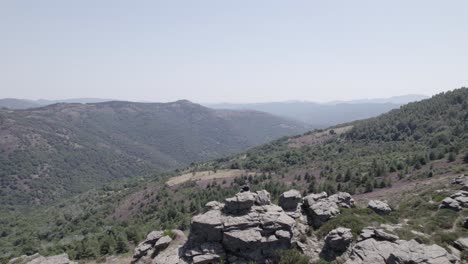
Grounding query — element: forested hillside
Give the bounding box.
[0,88,466,263]
[0,100,307,208]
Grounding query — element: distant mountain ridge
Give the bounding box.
[0,100,307,208]
[1,95,428,128]
[205,94,428,127]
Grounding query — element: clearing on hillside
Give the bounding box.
[288,125,353,148]
[166,169,255,187]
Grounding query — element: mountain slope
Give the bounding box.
[0,100,307,208]
[0,88,466,262]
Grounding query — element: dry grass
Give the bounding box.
[288,125,353,148]
[166,169,254,186]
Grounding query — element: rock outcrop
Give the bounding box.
[345,228,457,264]
[367,200,392,215]
[440,191,468,211]
[279,190,302,211]
[303,192,354,227]
[132,230,184,264]
[320,227,353,260]
[183,190,296,263]
[452,174,468,191]
[8,253,76,264]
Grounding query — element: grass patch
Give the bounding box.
[317,208,398,238]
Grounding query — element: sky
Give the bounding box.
[1,1,467,103]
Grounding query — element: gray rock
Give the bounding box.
[223,228,263,253]
[440,197,462,211]
[279,190,302,211]
[303,192,328,207]
[373,229,399,242]
[133,243,153,259]
[205,201,224,210]
[452,174,468,186]
[192,254,222,264]
[224,192,256,214]
[191,210,223,243]
[328,192,355,208]
[255,190,271,205]
[451,191,468,208]
[307,199,340,227]
[9,254,77,264]
[324,227,353,252]
[345,238,457,264]
[454,237,468,251]
[154,235,172,251]
[367,200,392,215]
[145,231,165,245]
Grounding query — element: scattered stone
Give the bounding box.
[8,253,77,264]
[255,190,271,205]
[367,200,392,215]
[440,197,462,211]
[452,174,466,184]
[279,190,302,211]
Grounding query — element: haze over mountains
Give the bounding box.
[207,94,428,127]
[0,94,427,129]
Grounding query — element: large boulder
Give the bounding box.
[324,227,353,252]
[224,192,256,214]
[183,190,297,263]
[303,192,328,207]
[190,210,223,243]
[279,190,302,211]
[440,197,462,211]
[345,228,457,264]
[306,199,340,227]
[255,190,271,206]
[454,237,468,251]
[154,236,173,252]
[367,200,392,215]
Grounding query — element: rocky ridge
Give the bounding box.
[131,189,459,264]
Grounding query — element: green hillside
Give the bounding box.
[0,100,307,209]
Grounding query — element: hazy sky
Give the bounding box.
[1,1,467,103]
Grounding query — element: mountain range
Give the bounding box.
[206,94,428,127]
